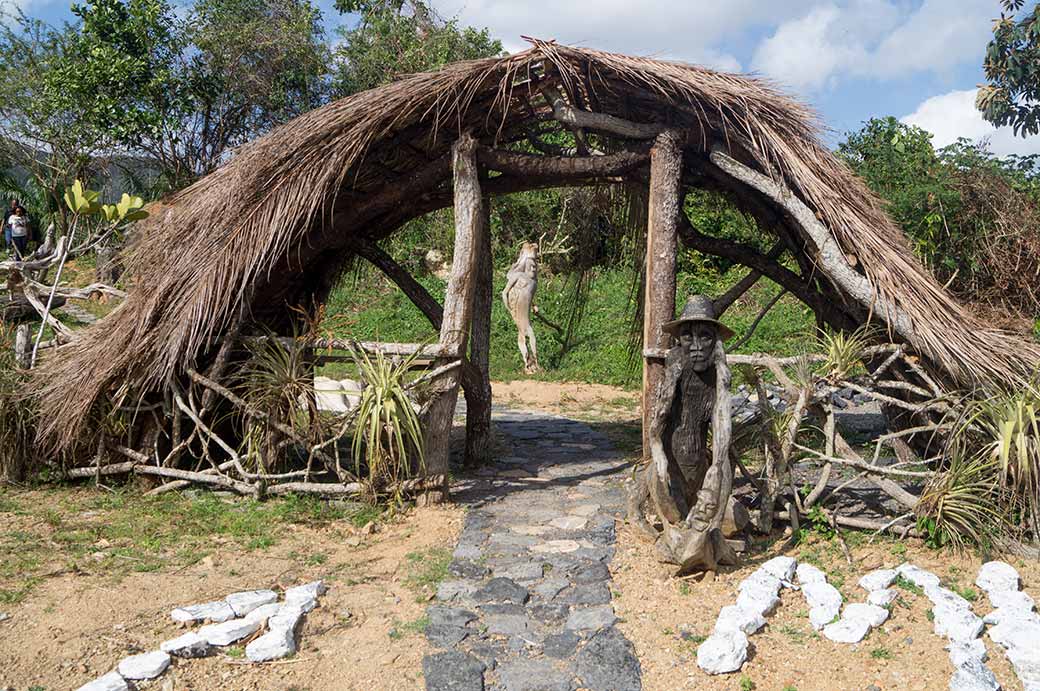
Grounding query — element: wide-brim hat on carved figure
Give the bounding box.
[661,294,734,341]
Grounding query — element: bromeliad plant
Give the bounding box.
[817,324,875,382]
[349,344,425,493]
[942,381,1040,537]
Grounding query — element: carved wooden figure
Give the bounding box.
[634,294,738,575]
[501,242,541,373]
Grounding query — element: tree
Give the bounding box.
[978,0,1040,136]
[840,116,1040,320]
[331,0,501,97]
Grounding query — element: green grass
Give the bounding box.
[871,647,893,659]
[894,575,923,596]
[389,615,429,639]
[325,263,816,389]
[402,547,451,601]
[0,487,379,603]
[739,674,756,691]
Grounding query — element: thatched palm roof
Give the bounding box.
[35,40,1040,451]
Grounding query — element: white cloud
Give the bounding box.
[901,89,1040,157]
[751,0,997,92]
[430,1,819,72]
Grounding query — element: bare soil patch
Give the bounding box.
[0,488,462,691]
[612,524,1040,691]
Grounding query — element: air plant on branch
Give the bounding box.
[348,344,425,495]
[817,324,876,382]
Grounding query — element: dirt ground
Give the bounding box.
[612,524,1040,691]
[0,499,463,691]
[3,379,1038,691]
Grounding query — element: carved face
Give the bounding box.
[678,322,717,372]
[520,242,538,260]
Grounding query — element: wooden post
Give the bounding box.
[464,199,493,467]
[14,324,30,369]
[422,132,483,502]
[642,131,682,457]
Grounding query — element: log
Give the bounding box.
[707,148,916,341]
[713,241,785,315]
[421,133,483,503]
[545,90,665,140]
[642,131,682,456]
[350,238,444,327]
[476,147,650,178]
[464,199,494,467]
[0,294,66,321]
[259,336,457,359]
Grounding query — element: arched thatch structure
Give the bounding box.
[35,40,1040,457]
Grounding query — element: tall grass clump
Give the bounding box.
[817,324,875,382]
[349,344,425,492]
[917,453,1009,550]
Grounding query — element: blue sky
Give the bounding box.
[10,0,1038,156]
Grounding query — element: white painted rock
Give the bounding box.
[796,563,827,585]
[896,563,941,589]
[160,631,212,658]
[990,618,1040,650]
[802,581,843,630]
[226,589,278,617]
[735,588,780,618]
[198,618,261,646]
[284,581,326,613]
[550,516,587,531]
[975,561,1020,594]
[934,604,984,643]
[926,585,971,611]
[984,606,1040,627]
[170,599,236,624]
[858,569,897,593]
[843,602,889,628]
[696,629,749,674]
[739,569,782,595]
[76,671,129,691]
[988,588,1035,611]
[245,602,283,624]
[947,639,988,667]
[117,650,171,680]
[246,624,296,662]
[270,603,306,633]
[714,604,767,635]
[1006,646,1040,691]
[868,589,897,608]
[822,617,871,643]
[761,556,797,583]
[949,657,1001,691]
[285,580,326,601]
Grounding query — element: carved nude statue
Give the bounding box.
[502,242,540,373]
[632,294,737,575]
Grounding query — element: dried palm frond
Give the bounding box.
[32,41,1040,452]
[0,327,36,482]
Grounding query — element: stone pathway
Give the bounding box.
[422,409,641,691]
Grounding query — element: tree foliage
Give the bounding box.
[331,0,502,97]
[979,0,1040,136]
[840,116,1040,321]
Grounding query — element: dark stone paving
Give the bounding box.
[422,410,642,691]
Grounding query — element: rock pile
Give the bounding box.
[978,561,1040,691]
[75,582,326,691]
[697,556,796,674]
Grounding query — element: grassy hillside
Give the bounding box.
[324,262,816,389]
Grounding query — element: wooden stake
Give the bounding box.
[464,199,493,467]
[422,132,483,502]
[642,130,682,457]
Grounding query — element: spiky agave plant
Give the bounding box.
[917,452,1011,550]
[349,344,425,494]
[817,324,875,382]
[944,382,1040,536]
[237,333,320,471]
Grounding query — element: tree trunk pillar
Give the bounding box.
[642,131,682,457]
[422,132,483,502]
[464,198,494,467]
